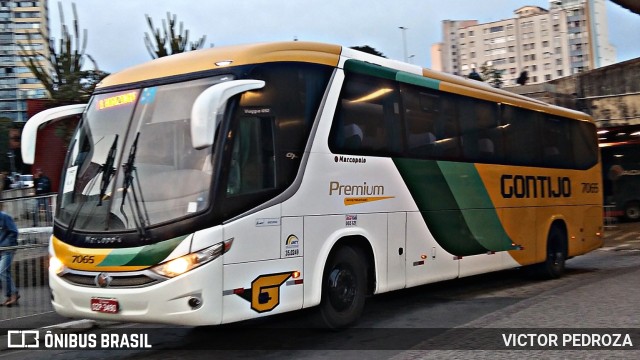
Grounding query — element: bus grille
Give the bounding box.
[60,273,160,288]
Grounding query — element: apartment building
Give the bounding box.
[433,0,616,86]
[0,0,48,122]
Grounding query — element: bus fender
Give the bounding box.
[541,215,567,260]
[304,227,379,309]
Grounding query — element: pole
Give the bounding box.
[399,26,408,62]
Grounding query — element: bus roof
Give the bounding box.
[97,41,592,123]
[97,42,342,89]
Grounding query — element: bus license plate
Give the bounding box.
[90,298,119,314]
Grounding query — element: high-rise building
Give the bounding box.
[0,1,49,122]
[433,0,616,86]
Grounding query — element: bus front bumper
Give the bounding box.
[49,258,223,326]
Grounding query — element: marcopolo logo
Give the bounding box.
[334,155,366,164]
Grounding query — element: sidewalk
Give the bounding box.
[0,285,53,323]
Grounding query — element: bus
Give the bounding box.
[21,41,603,328]
[599,124,640,221]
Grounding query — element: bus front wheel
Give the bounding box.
[316,246,366,329]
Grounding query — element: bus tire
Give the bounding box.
[315,245,367,329]
[624,201,640,221]
[533,225,567,279]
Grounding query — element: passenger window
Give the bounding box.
[329,73,402,156]
[458,97,502,163]
[501,105,541,166]
[542,116,573,168]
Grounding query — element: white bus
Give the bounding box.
[22,42,602,328]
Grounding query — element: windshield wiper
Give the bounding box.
[98,135,118,206]
[120,132,151,240]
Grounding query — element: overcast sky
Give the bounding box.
[51,0,639,73]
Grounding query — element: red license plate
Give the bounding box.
[90,298,119,314]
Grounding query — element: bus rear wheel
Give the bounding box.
[533,226,567,279]
[316,246,366,329]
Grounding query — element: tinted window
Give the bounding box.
[329,73,402,156]
[502,105,542,166]
[542,116,574,168]
[458,97,502,163]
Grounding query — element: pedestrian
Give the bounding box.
[34,168,51,195]
[0,205,19,306]
[34,168,52,225]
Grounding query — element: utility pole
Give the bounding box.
[399,26,408,62]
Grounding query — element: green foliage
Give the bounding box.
[350,45,387,58]
[144,12,207,59]
[18,2,108,103]
[479,62,504,88]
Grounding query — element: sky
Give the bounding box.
[50,0,639,73]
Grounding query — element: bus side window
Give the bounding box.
[400,84,438,158]
[502,105,541,167]
[458,97,501,163]
[542,116,574,168]
[329,73,401,156]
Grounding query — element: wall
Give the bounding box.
[505,57,640,127]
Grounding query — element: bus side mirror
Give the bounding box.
[191,79,265,149]
[21,104,86,165]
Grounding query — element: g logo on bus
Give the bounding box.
[250,272,291,313]
[95,273,112,288]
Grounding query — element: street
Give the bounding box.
[0,221,639,359]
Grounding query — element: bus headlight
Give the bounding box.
[151,239,233,278]
[50,256,65,275]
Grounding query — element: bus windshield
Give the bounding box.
[57,75,233,231]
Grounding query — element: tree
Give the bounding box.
[144,12,207,59]
[350,45,387,58]
[18,2,108,103]
[479,62,504,88]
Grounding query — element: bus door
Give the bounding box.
[219,114,304,322]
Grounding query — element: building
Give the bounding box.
[0,1,49,122]
[433,0,616,86]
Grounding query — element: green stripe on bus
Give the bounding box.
[393,158,487,256]
[393,158,516,256]
[438,162,517,252]
[98,235,187,267]
[344,59,397,80]
[396,72,440,90]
